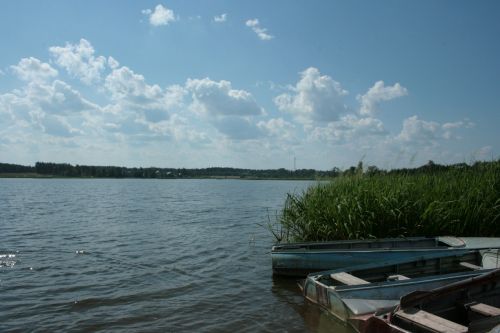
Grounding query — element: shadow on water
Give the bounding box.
[271,277,354,333]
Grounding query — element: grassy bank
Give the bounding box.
[274,160,500,242]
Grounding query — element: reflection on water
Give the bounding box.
[272,277,353,333]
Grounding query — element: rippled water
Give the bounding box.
[0,178,351,332]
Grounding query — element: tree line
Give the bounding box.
[0,160,497,179]
[0,162,334,179]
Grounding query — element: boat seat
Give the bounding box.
[469,303,500,317]
[459,261,482,270]
[395,308,468,333]
[387,274,410,281]
[330,272,370,285]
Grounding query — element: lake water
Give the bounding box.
[0,178,351,332]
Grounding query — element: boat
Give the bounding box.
[364,268,500,333]
[272,236,500,277]
[301,249,500,332]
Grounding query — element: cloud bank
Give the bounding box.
[0,39,480,168]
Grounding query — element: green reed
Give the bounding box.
[275,161,500,242]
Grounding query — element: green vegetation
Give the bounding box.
[274,160,500,242]
[0,162,337,180]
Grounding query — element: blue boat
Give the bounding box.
[272,236,500,276]
[301,249,500,332]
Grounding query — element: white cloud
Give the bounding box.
[107,56,120,69]
[0,79,98,138]
[257,118,297,141]
[0,37,483,169]
[441,119,474,139]
[185,78,264,140]
[245,18,274,40]
[143,4,176,26]
[214,13,227,23]
[49,39,107,85]
[274,67,348,124]
[105,66,186,123]
[396,115,474,145]
[357,80,408,116]
[10,57,58,82]
[310,115,386,143]
[186,78,262,116]
[40,114,82,137]
[2,80,97,117]
[396,116,440,144]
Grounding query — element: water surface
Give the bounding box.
[0,179,350,332]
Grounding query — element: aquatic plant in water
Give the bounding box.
[276,160,500,242]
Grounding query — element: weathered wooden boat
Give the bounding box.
[364,268,500,333]
[272,237,500,277]
[301,249,500,332]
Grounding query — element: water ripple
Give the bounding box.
[0,179,350,332]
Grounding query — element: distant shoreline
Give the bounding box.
[0,162,334,180]
[0,173,318,181]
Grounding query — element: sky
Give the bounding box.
[0,1,499,170]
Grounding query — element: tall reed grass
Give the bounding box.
[274,161,500,242]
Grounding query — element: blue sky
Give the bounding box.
[0,1,498,169]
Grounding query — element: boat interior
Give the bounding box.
[390,269,500,333]
[315,250,492,288]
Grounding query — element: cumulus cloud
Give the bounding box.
[105,66,186,122]
[274,67,348,124]
[40,114,82,137]
[213,13,227,23]
[357,80,408,116]
[396,116,440,144]
[186,78,262,116]
[10,57,58,82]
[0,78,98,138]
[442,119,474,139]
[395,115,473,146]
[257,118,296,141]
[49,39,107,85]
[107,56,120,69]
[3,80,97,117]
[185,78,264,140]
[310,115,386,143]
[142,4,176,26]
[245,18,274,40]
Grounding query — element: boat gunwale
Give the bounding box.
[305,249,475,278]
[272,236,438,250]
[272,247,463,254]
[311,269,496,293]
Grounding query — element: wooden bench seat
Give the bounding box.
[469,303,500,317]
[330,272,370,285]
[395,308,467,333]
[387,274,410,281]
[459,261,482,270]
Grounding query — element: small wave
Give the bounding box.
[0,253,17,268]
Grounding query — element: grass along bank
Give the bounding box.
[273,160,500,242]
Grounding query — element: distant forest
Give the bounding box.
[0,161,498,179]
[0,161,333,179]
[0,160,496,179]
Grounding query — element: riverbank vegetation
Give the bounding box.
[273,160,500,242]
